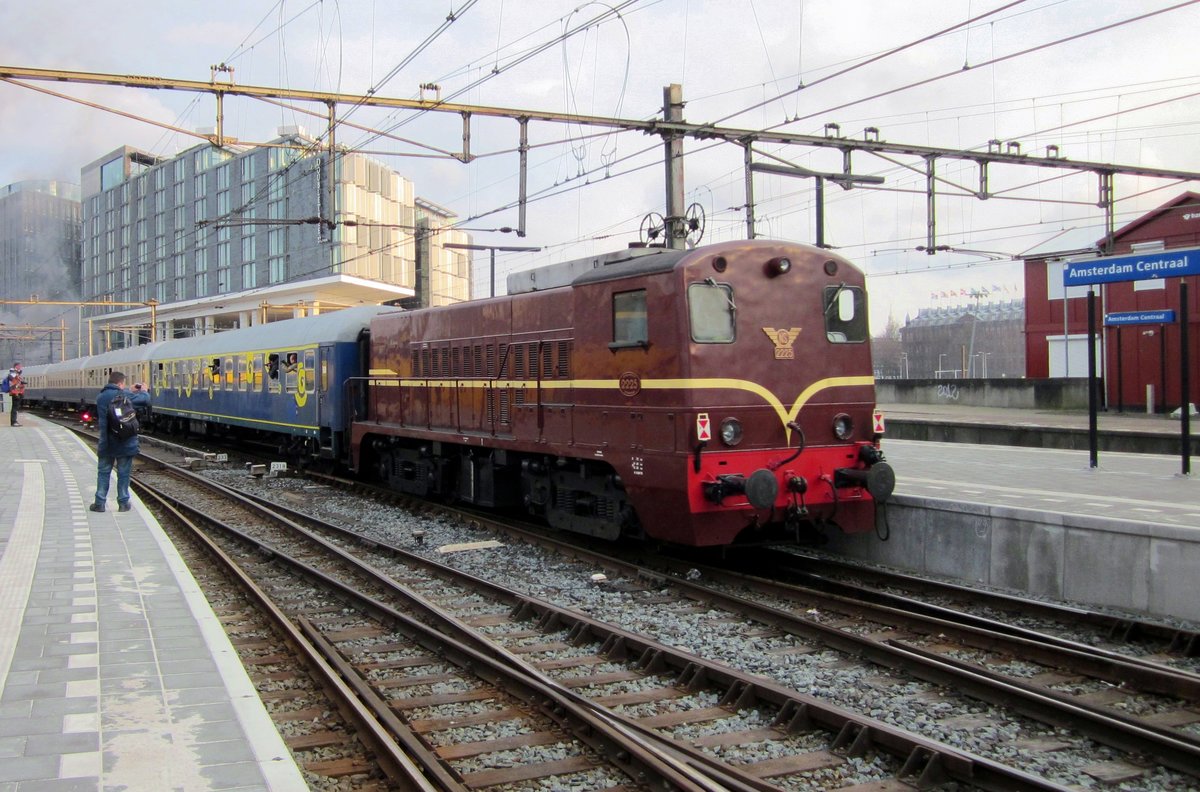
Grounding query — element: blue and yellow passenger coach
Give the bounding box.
[23,305,388,460]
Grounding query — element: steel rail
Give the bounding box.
[292,472,1200,778]
[132,481,446,792]
[763,550,1200,657]
[136,461,739,792]
[218,472,1071,791]
[643,555,1200,701]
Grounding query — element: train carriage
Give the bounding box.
[22,305,390,461]
[149,305,389,458]
[23,345,161,412]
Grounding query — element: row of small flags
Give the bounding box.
[930,284,1020,300]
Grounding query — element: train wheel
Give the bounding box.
[375,448,395,487]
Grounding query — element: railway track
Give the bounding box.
[134,459,737,791]
[745,549,1200,662]
[248,469,1200,789]
[136,456,1068,791]
[55,408,1193,789]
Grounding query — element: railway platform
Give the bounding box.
[879,401,1199,455]
[0,415,304,790]
[823,402,1200,624]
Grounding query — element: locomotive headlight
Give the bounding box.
[765,256,792,277]
[832,413,854,440]
[719,417,744,446]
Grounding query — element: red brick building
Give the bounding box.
[1024,192,1200,412]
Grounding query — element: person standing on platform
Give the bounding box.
[4,362,23,426]
[90,371,151,513]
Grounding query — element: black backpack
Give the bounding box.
[108,394,140,441]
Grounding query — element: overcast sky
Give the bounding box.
[3,0,1198,330]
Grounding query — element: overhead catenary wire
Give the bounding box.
[765,1,1200,133]
[9,1,1199,338]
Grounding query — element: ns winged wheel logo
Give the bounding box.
[762,327,802,359]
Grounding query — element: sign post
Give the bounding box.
[1066,247,1197,473]
[1182,283,1191,476]
[1087,291,1098,468]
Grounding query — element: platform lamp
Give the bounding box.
[442,242,543,298]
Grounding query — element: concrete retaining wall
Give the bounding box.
[824,495,1200,623]
[876,378,1092,410]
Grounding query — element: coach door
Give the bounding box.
[317,345,331,425]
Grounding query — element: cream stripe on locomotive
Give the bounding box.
[366,371,874,442]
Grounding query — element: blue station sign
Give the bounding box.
[1063,246,1200,287]
[1105,310,1176,326]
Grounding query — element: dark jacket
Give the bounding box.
[96,383,151,458]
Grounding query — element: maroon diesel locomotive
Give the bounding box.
[350,239,894,546]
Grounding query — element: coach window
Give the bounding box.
[823,284,868,343]
[236,357,249,391]
[223,358,234,391]
[269,357,282,393]
[688,281,736,343]
[253,355,264,390]
[610,289,648,349]
[284,352,298,393]
[304,349,316,393]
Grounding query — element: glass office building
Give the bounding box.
[80,129,470,343]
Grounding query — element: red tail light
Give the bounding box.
[81,412,91,423]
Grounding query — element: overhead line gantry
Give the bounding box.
[3,64,1199,251]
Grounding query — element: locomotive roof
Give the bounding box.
[507,247,688,294]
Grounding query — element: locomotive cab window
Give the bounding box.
[610,289,648,349]
[688,281,736,343]
[823,284,868,343]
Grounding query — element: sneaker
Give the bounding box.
[118,503,132,513]
[89,503,105,513]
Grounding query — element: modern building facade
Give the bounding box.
[1024,191,1200,412]
[899,300,1026,379]
[0,180,82,364]
[80,129,471,347]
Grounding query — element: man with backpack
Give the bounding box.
[4,362,23,426]
[90,371,151,513]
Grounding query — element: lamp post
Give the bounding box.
[442,242,543,298]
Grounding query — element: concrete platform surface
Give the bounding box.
[884,439,1200,529]
[824,422,1200,623]
[0,416,304,791]
[879,401,1199,455]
